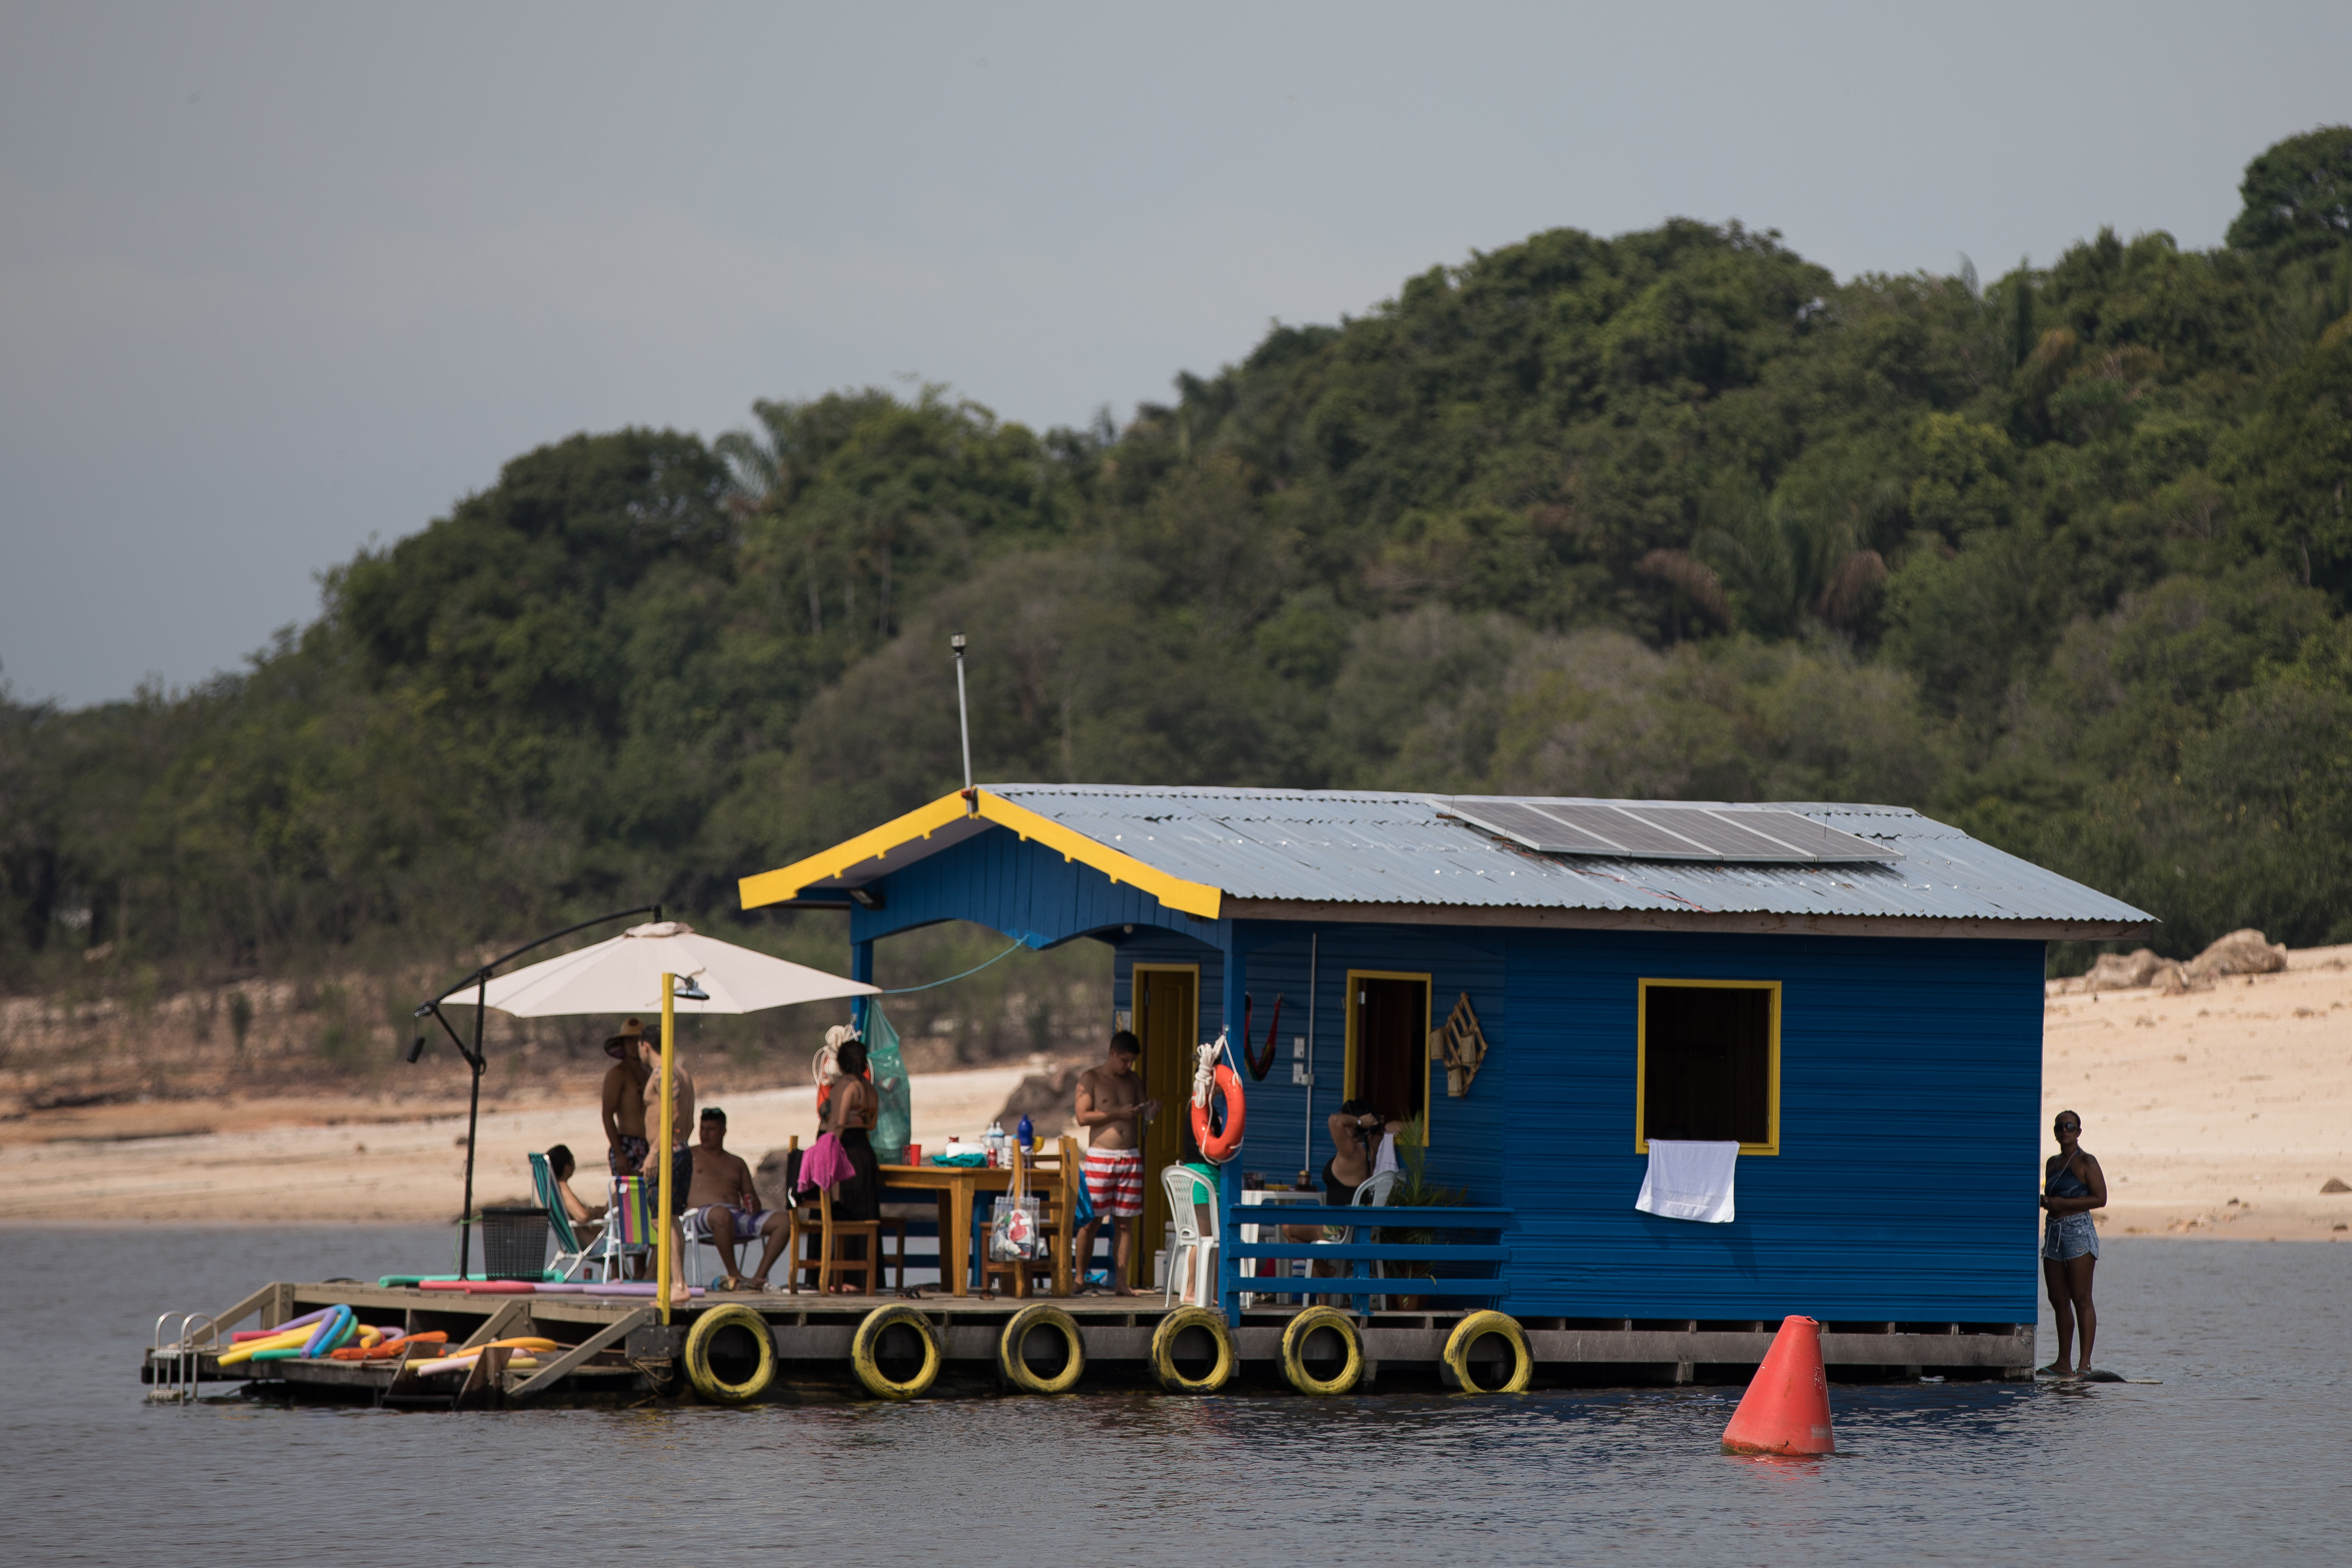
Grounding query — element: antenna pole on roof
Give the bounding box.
[952,633,976,813]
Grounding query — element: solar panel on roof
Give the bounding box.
[1723,810,1898,862]
[1548,803,1719,856]
[1434,800,1624,854]
[1439,798,1901,864]
[1662,810,1805,859]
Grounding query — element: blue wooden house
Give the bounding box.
[739,786,2148,1329]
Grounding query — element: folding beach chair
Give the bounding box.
[583,1174,657,1283]
[528,1153,600,1282]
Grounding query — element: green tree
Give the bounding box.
[2226,126,2352,263]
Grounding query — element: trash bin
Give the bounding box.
[480,1205,550,1281]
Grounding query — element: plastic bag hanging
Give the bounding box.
[866,1002,913,1163]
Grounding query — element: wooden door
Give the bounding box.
[1351,974,1430,1129]
[1132,966,1196,1289]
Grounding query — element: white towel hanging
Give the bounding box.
[1635,1139,1739,1223]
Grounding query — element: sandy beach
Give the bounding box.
[4,946,2347,1235]
[2043,943,2352,1241]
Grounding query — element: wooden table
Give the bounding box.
[879,1163,1011,1297]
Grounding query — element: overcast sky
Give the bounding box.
[3,2,2346,707]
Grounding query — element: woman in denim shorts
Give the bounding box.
[2040,1110,2107,1377]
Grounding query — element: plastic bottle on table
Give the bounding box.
[1017,1113,1035,1154]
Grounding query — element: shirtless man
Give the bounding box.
[1071,1031,1159,1295]
[599,1019,652,1179]
[632,1031,696,1299]
[685,1107,788,1290]
[634,1031,697,1203]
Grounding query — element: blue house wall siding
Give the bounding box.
[1501,928,2044,1323]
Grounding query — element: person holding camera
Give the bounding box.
[1319,1098,1402,1205]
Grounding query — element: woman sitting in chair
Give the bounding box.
[544,1143,607,1247]
[819,1036,883,1291]
[1287,1101,1402,1290]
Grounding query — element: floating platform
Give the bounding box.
[141,1279,2035,1406]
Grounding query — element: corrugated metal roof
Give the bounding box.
[981,784,2153,930]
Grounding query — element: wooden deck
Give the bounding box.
[139,1280,2036,1405]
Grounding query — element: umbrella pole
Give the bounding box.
[657,973,676,1323]
[458,973,486,1279]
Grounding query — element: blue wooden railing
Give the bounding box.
[1217,1203,1514,1318]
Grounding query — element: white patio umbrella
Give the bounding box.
[446,921,877,1317]
[462,921,875,1018]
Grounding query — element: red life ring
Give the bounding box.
[1191,1059,1246,1164]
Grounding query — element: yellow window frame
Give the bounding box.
[1634,977,1781,1156]
[1343,969,1435,1145]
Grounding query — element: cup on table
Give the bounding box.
[904,1143,923,1165]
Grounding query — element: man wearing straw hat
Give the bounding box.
[599,1018,655,1179]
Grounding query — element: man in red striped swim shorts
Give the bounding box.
[1073,1030,1158,1295]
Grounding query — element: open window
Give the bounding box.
[1346,971,1430,1131]
[1635,979,1780,1155]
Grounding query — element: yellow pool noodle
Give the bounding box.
[215,1325,321,1366]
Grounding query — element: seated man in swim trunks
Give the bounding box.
[1071,1030,1158,1295]
[685,1107,789,1291]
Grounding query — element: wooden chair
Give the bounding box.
[774,1134,907,1294]
[980,1135,1079,1298]
[784,1185,883,1296]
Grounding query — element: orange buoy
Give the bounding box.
[1721,1315,1835,1456]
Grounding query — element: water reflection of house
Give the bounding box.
[741,786,2149,1325]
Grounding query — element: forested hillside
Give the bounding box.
[7,128,2352,1004]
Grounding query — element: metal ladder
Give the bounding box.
[146,1313,218,1403]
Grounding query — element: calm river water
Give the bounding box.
[7,1226,2347,1566]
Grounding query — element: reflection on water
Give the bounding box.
[7,1228,2347,1566]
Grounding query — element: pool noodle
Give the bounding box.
[417,1280,538,1294]
[216,1323,319,1363]
[301,1305,352,1358]
[231,1306,333,1342]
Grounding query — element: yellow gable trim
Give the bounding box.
[972,791,1222,920]
[736,789,1224,921]
[737,793,970,910]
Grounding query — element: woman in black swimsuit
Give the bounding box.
[1320,1098,1400,1204]
[825,1037,882,1290]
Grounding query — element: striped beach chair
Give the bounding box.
[584,1174,658,1283]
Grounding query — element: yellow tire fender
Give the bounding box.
[998,1304,1086,1394]
[1279,1305,1364,1396]
[851,1304,942,1401]
[1442,1310,1532,1394]
[1149,1306,1236,1394]
[683,1304,777,1405]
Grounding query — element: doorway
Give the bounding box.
[1347,972,1431,1131]
[1131,965,1197,1290]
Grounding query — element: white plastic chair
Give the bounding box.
[674,1206,718,1289]
[1161,1166,1220,1307]
[1322,1169,1400,1310]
